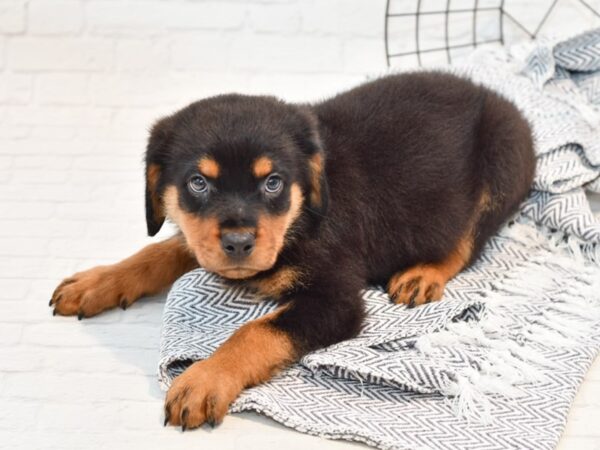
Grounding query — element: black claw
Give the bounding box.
[77,312,84,320]
[48,299,53,307]
[181,408,189,432]
[406,276,422,291]
[207,418,216,428]
[120,299,127,311]
[395,283,404,295]
[52,309,57,316]
[164,406,171,426]
[408,288,420,308]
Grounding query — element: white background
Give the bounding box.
[1,0,599,449]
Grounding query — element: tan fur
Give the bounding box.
[308,153,324,206]
[252,156,273,178]
[164,184,304,280]
[479,186,492,212]
[146,163,164,224]
[51,237,198,317]
[164,306,294,428]
[255,182,304,260]
[249,266,304,298]
[198,157,220,179]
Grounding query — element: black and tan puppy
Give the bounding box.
[50,72,535,430]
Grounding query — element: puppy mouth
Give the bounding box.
[190,247,274,280]
[216,267,261,279]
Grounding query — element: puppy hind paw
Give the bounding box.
[387,265,446,307]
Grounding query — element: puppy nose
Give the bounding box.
[221,232,255,259]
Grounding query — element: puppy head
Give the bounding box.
[145,94,327,279]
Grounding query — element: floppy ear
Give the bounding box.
[145,116,174,236]
[295,107,329,218]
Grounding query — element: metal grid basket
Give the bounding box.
[384,0,600,67]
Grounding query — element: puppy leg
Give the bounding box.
[388,235,472,307]
[50,236,198,319]
[165,270,365,430]
[164,307,294,429]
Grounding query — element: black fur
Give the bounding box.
[146,71,535,356]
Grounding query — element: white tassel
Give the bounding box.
[441,373,493,425]
[413,335,435,355]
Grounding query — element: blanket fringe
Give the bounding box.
[440,371,493,425]
[419,218,600,422]
[503,215,600,264]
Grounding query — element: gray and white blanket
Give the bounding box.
[158,30,600,450]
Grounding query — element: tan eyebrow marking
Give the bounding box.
[253,156,273,178]
[198,157,220,179]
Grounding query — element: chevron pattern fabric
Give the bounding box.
[159,30,600,450]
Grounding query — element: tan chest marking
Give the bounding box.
[249,266,303,299]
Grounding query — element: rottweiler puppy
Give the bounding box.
[50,71,535,430]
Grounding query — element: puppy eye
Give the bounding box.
[188,175,208,194]
[264,174,283,194]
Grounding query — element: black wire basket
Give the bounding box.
[384,0,600,67]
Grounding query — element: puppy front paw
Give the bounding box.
[388,265,446,307]
[164,361,242,430]
[49,266,135,319]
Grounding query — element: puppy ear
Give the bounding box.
[295,107,329,218]
[145,116,174,236]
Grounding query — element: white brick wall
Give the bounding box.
[0,1,26,34]
[0,1,599,449]
[28,0,84,35]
